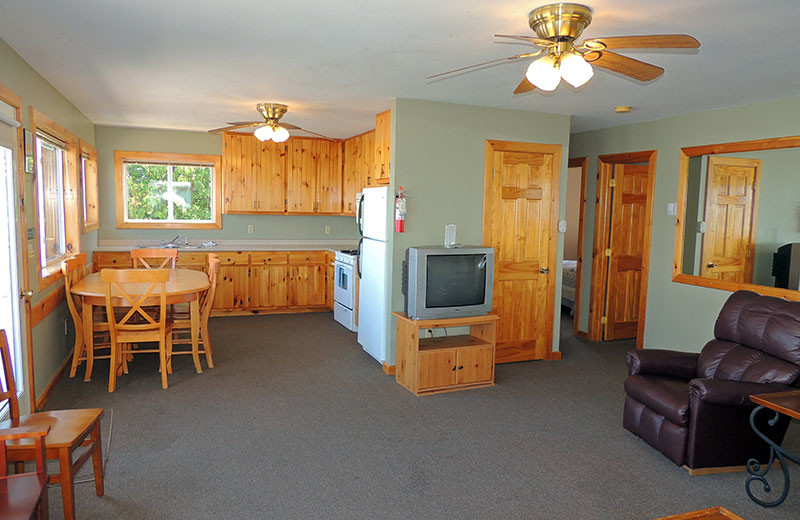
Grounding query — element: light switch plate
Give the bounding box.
[558,219,567,233]
[666,202,677,216]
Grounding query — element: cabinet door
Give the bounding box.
[317,140,342,214]
[213,265,249,309]
[249,265,288,308]
[342,137,359,215]
[222,133,255,213]
[373,110,390,183]
[455,346,493,385]
[288,265,327,307]
[418,349,456,390]
[361,130,375,189]
[286,138,318,213]
[256,140,287,212]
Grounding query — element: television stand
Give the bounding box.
[392,312,499,396]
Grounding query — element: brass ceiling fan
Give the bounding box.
[208,103,335,142]
[429,3,700,93]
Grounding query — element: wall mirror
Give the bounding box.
[673,136,800,300]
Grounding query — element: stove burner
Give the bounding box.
[339,249,359,255]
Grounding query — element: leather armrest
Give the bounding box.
[626,349,698,379]
[688,378,795,407]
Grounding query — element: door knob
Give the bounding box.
[19,289,33,300]
[540,267,550,274]
[707,263,718,269]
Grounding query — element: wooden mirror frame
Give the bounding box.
[672,135,800,300]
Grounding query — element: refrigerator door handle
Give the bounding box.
[357,238,363,279]
[357,194,364,237]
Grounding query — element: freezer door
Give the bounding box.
[361,186,389,242]
[357,237,388,363]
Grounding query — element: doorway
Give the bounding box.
[565,157,588,339]
[588,151,657,349]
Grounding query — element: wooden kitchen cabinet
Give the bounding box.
[249,265,289,308]
[286,138,342,214]
[393,312,498,396]
[373,109,390,184]
[342,130,375,209]
[222,133,286,214]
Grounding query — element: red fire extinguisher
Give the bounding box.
[395,186,407,233]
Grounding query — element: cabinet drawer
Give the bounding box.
[250,252,289,265]
[217,252,250,265]
[177,252,210,267]
[94,252,131,268]
[288,251,327,265]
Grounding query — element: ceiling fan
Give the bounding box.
[208,103,335,142]
[429,2,700,93]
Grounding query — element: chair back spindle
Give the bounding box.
[0,330,19,423]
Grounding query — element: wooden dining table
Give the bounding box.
[70,268,210,379]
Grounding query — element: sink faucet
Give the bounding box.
[167,234,182,246]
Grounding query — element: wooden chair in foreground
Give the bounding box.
[0,330,103,520]
[62,254,111,381]
[170,254,219,369]
[0,425,50,520]
[102,268,174,391]
[130,248,177,269]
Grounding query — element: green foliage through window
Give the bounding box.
[125,162,213,222]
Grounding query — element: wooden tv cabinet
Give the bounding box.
[392,312,499,396]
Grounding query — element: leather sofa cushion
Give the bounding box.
[697,339,800,385]
[624,375,690,426]
[714,290,800,365]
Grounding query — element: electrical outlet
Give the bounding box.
[247,224,254,234]
[427,329,433,338]
[324,225,331,235]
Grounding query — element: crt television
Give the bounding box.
[402,246,494,320]
[772,243,800,290]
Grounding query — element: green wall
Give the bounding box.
[95,125,359,241]
[0,37,96,403]
[570,95,800,353]
[388,99,571,364]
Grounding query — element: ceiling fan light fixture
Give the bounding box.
[272,125,290,143]
[526,54,561,91]
[559,51,594,88]
[254,124,275,142]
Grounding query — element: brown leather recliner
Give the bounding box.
[623,290,800,470]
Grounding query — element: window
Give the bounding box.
[79,139,99,233]
[114,151,222,229]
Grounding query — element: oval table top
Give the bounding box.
[71,268,209,305]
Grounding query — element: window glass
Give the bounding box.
[124,161,214,223]
[36,136,67,266]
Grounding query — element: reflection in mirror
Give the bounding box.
[680,147,800,288]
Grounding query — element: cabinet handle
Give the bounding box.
[451,366,456,371]
[458,366,464,370]
[707,262,718,268]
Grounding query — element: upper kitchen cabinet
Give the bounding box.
[286,137,342,214]
[222,133,286,214]
[372,109,390,185]
[342,130,374,215]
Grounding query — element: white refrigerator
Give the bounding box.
[357,186,390,363]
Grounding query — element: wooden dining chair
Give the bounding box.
[62,254,111,381]
[102,268,174,391]
[0,330,103,520]
[170,254,219,370]
[130,248,177,269]
[0,425,50,520]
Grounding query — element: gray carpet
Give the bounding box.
[42,310,800,519]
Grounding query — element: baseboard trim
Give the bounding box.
[210,307,330,317]
[382,363,395,375]
[682,460,779,476]
[575,330,588,339]
[35,348,73,411]
[548,351,562,360]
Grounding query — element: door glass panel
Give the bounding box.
[0,145,22,397]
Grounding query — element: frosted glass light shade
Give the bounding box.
[272,126,290,143]
[526,55,560,91]
[254,125,275,142]
[560,52,594,88]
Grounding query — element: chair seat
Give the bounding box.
[625,375,690,426]
[0,409,103,450]
[0,473,47,520]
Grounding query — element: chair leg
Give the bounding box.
[58,448,76,520]
[69,325,83,378]
[159,337,168,389]
[90,421,104,497]
[108,341,118,392]
[202,323,214,368]
[167,332,174,374]
[190,300,202,373]
[121,344,129,374]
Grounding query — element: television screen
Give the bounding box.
[425,254,487,308]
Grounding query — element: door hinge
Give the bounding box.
[601,316,607,325]
[609,178,616,188]
[604,248,612,257]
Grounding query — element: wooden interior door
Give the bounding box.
[700,156,761,283]
[604,164,650,340]
[483,141,561,363]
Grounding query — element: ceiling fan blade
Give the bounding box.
[208,122,262,133]
[427,51,541,80]
[225,121,264,126]
[280,123,301,130]
[494,34,555,47]
[513,76,536,94]
[291,126,338,141]
[583,34,700,50]
[585,50,664,81]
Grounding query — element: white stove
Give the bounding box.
[333,249,358,331]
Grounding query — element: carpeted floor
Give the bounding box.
[42,310,800,519]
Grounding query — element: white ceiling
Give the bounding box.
[1,0,798,137]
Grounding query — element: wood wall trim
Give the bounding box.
[114,150,223,229]
[382,363,396,375]
[672,135,800,298]
[0,82,22,109]
[30,287,66,328]
[568,156,588,338]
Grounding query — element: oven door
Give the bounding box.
[334,261,356,309]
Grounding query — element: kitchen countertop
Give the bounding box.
[94,239,359,252]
